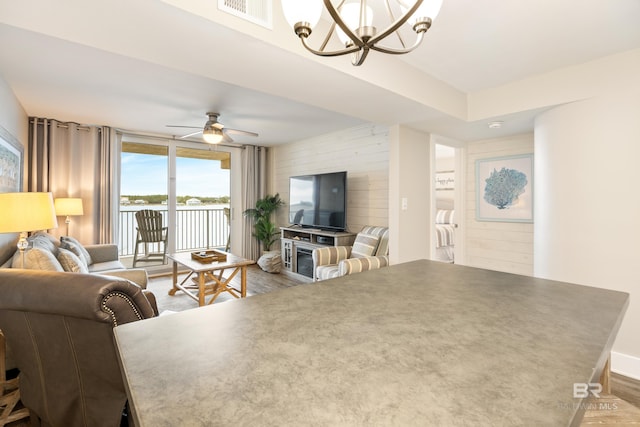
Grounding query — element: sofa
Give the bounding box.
[312,225,390,281]
[0,269,157,427]
[0,231,148,289]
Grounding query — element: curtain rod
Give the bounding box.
[29,118,91,131]
[28,119,264,150]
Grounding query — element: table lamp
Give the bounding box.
[0,192,58,266]
[54,197,84,236]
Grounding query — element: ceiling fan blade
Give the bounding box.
[225,127,259,137]
[167,125,202,129]
[180,130,203,139]
[222,132,234,143]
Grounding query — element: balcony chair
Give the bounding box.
[0,269,157,427]
[132,209,168,267]
[312,225,389,282]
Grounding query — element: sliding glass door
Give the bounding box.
[119,138,239,261]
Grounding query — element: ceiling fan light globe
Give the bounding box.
[203,128,223,144]
[281,0,322,30]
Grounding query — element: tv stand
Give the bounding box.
[281,227,355,282]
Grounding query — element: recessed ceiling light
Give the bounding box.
[488,121,503,129]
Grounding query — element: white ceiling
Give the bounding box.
[1,0,639,146]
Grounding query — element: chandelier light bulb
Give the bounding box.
[336,2,374,45]
[281,0,323,32]
[402,0,443,26]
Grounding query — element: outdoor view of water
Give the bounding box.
[120,203,230,212]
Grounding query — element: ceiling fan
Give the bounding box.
[167,112,258,144]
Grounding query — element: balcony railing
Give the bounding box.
[118,207,229,257]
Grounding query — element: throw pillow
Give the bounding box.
[29,233,59,255]
[11,247,64,271]
[60,236,93,265]
[435,210,455,224]
[57,248,89,273]
[350,233,380,258]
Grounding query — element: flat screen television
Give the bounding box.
[289,171,347,231]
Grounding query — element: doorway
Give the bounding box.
[119,137,241,268]
[431,138,465,264]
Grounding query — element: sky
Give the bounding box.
[121,153,230,197]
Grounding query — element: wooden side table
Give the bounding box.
[1,330,30,427]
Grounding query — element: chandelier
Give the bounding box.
[281,0,443,66]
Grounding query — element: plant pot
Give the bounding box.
[257,250,282,274]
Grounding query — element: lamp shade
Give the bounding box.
[0,192,58,233]
[54,198,84,216]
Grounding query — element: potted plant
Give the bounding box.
[244,194,285,272]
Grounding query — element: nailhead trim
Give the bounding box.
[102,292,143,327]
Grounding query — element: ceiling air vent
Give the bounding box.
[218,0,272,29]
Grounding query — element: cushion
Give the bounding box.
[57,248,89,273]
[436,210,455,224]
[358,226,389,256]
[315,264,341,281]
[350,233,380,258]
[28,232,59,255]
[11,247,64,271]
[339,256,389,276]
[60,236,93,265]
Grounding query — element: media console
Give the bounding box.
[280,226,355,282]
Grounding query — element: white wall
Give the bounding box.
[0,75,28,144]
[534,90,640,378]
[388,125,431,264]
[465,134,534,276]
[272,124,390,235]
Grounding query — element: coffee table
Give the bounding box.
[166,251,255,306]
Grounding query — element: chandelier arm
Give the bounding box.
[383,0,407,49]
[323,0,365,48]
[351,48,370,66]
[368,32,425,55]
[300,36,362,57]
[367,0,423,46]
[319,21,337,52]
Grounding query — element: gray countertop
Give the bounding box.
[114,260,629,426]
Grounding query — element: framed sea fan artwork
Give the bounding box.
[476,154,533,222]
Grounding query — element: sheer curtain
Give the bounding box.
[241,145,266,260]
[28,118,118,244]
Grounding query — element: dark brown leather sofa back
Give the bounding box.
[0,269,156,427]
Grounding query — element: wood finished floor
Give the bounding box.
[5,265,640,425]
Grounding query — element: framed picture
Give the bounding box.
[476,154,533,222]
[435,170,455,191]
[0,125,23,193]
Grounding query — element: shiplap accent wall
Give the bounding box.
[465,133,534,276]
[271,124,390,234]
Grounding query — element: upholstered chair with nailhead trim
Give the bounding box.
[0,269,157,427]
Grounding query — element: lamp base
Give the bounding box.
[17,231,28,268]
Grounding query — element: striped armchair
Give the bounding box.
[312,226,389,282]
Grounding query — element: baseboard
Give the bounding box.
[611,351,640,380]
